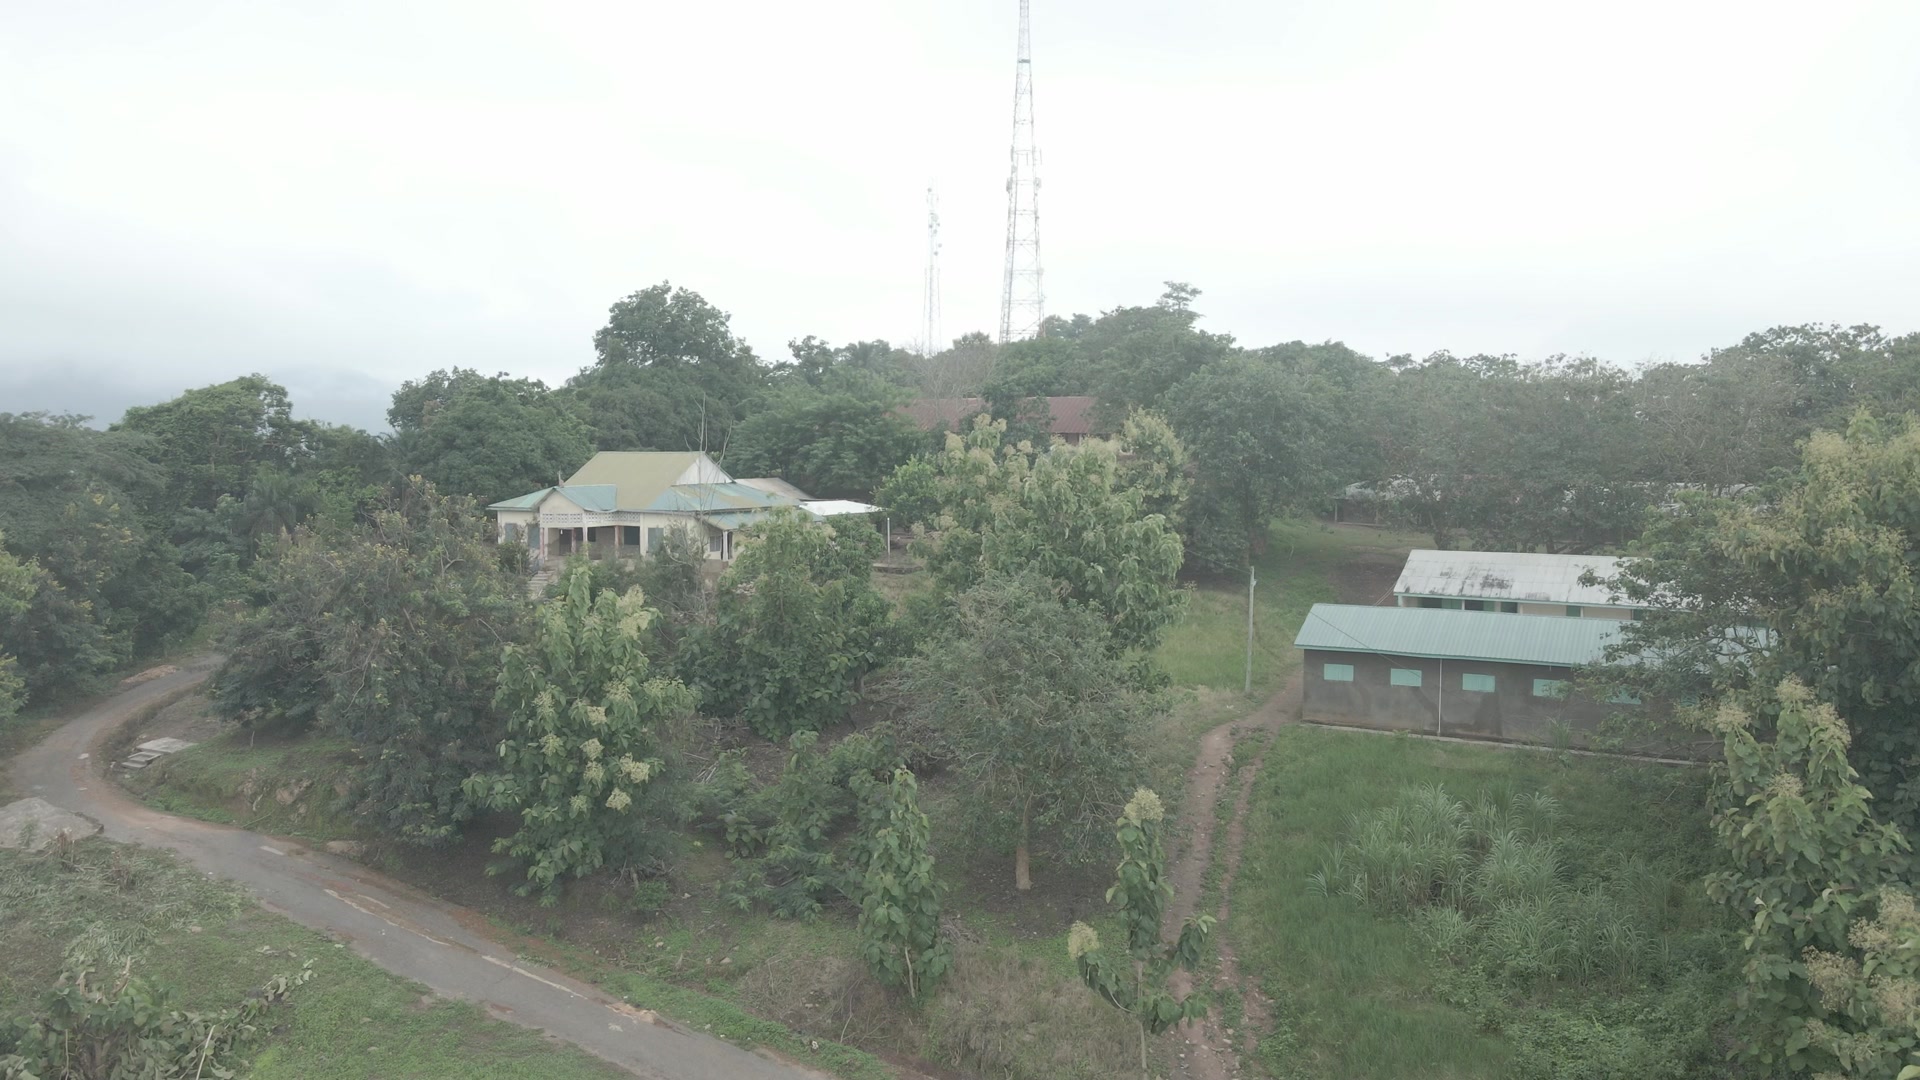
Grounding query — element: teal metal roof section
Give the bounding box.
[557,484,617,512]
[1294,604,1627,668]
[484,485,617,512]
[487,487,554,510]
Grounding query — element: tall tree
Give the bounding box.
[1083,283,1235,414]
[918,419,1185,653]
[565,283,767,453]
[688,511,891,739]
[210,478,527,842]
[1163,354,1331,571]
[465,568,695,902]
[114,375,309,514]
[0,535,36,720]
[388,369,591,504]
[726,387,924,500]
[895,573,1155,890]
[1607,414,1920,831]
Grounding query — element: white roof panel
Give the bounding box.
[1393,550,1632,608]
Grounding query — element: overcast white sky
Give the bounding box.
[2,0,1917,430]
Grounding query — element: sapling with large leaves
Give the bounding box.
[1068,788,1215,1080]
[852,767,950,999]
[465,567,694,903]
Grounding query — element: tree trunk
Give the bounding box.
[1015,803,1032,891]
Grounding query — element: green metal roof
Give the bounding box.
[564,451,710,510]
[486,484,617,512]
[1294,604,1626,668]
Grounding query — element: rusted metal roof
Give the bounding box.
[1394,550,1631,608]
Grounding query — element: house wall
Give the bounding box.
[1299,648,1671,749]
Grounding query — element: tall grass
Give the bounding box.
[1233,726,1743,1080]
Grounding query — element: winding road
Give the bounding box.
[9,660,827,1080]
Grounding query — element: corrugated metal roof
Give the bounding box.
[804,499,880,518]
[737,477,813,501]
[485,484,616,512]
[1394,549,1630,607]
[648,483,794,513]
[564,451,719,510]
[1295,604,1626,668]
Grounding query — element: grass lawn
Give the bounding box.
[1153,520,1421,697]
[0,839,628,1080]
[1233,726,1742,1080]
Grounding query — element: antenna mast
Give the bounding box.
[923,185,942,355]
[998,0,1043,344]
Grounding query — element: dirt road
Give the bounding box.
[9,661,827,1080]
[1160,543,1405,1079]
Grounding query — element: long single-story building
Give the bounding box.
[1393,549,1644,620]
[1294,603,1673,748]
[488,452,876,566]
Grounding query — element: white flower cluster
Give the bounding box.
[605,788,632,811]
[618,757,653,784]
[581,737,603,760]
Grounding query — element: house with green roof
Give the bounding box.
[1292,603,1686,749]
[488,451,811,564]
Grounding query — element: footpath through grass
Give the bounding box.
[1154,521,1420,698]
[0,839,627,1080]
[1233,726,1743,1080]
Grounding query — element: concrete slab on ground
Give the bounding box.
[136,737,196,754]
[0,796,102,850]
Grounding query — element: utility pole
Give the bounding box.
[998,0,1044,344]
[923,186,942,355]
[1245,565,1257,696]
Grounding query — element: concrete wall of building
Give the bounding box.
[1298,648,1681,750]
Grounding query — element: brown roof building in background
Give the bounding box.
[901,395,1101,445]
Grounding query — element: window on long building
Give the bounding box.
[1323,663,1355,682]
[1461,673,1496,692]
[622,525,641,546]
[1390,668,1422,687]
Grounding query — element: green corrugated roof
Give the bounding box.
[487,487,553,510]
[564,452,709,510]
[1294,604,1626,668]
[486,484,617,512]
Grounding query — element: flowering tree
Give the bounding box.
[465,567,694,903]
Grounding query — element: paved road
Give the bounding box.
[10,661,827,1080]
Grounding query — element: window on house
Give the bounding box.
[1500,602,1519,613]
[1533,679,1570,699]
[1462,600,1486,611]
[503,523,522,544]
[1441,599,1464,610]
[1418,597,1441,609]
[1323,663,1355,682]
[622,526,641,546]
[646,527,663,552]
[1606,690,1642,705]
[1566,605,1583,617]
[1390,668,1422,687]
[1461,673,1496,692]
[708,532,723,554]
[1632,608,1646,621]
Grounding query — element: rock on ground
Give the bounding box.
[0,797,102,851]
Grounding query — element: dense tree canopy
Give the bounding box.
[211,478,527,842]
[388,368,590,505]
[894,572,1155,890]
[916,418,1185,653]
[1606,414,1920,830]
[114,375,308,514]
